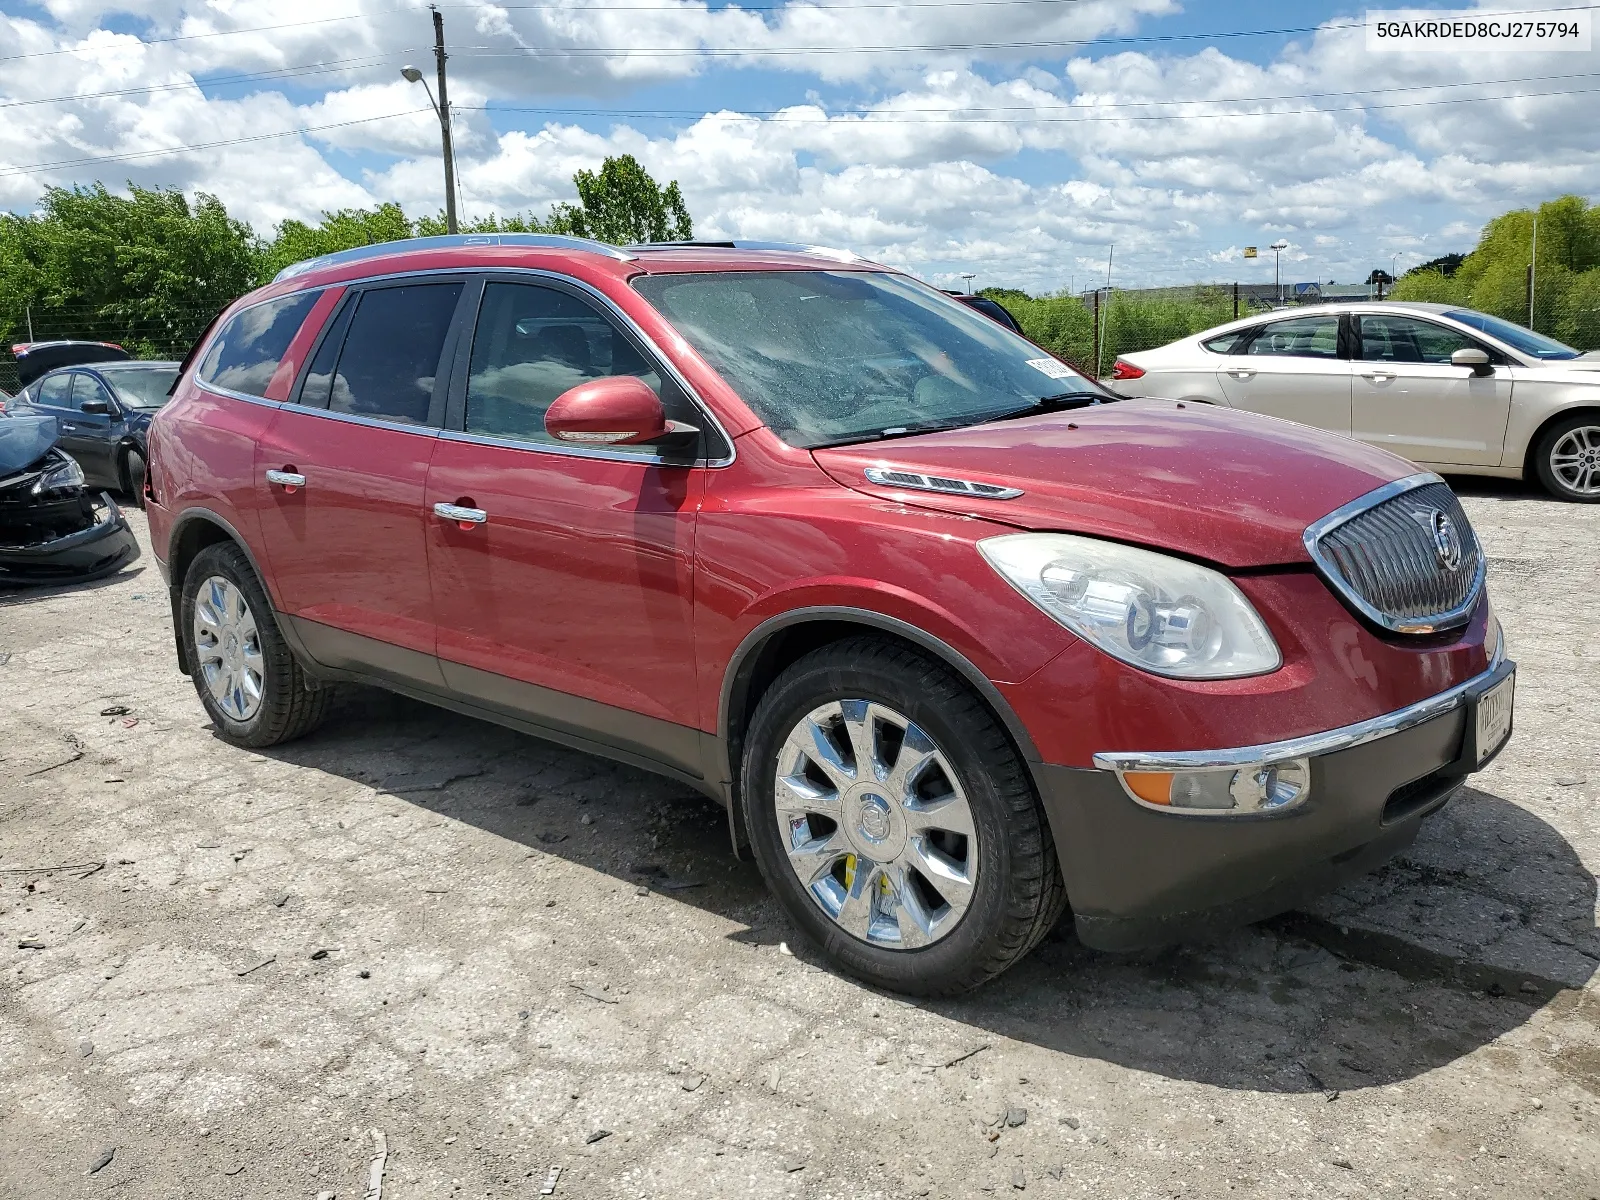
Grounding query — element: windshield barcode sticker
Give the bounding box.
[1026,358,1074,379]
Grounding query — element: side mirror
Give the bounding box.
[544,376,698,450]
[1451,347,1493,376]
[80,399,112,414]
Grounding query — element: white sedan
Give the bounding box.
[1108,301,1600,501]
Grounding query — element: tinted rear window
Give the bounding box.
[199,291,322,398]
[326,284,462,425]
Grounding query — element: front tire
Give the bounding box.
[741,637,1067,996]
[1532,414,1600,502]
[180,542,329,747]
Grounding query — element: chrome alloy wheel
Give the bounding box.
[1550,425,1600,496]
[774,699,978,949]
[192,575,265,722]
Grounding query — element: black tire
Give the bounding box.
[179,542,330,747]
[123,448,146,508]
[1530,412,1600,502]
[741,636,1068,996]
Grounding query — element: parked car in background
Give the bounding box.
[0,407,141,585]
[11,360,180,499]
[1108,302,1600,501]
[146,235,1511,995]
[12,340,131,382]
[947,292,1025,335]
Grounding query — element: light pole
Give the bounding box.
[1391,252,1402,281]
[1270,239,1289,306]
[960,273,977,294]
[401,8,458,234]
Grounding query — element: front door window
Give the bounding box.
[1357,314,1481,363]
[464,281,690,448]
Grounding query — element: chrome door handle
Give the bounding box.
[61,423,78,431]
[434,502,487,525]
[1227,368,1256,379]
[265,469,306,489]
[1361,371,1396,381]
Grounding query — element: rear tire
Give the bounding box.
[1531,413,1600,502]
[180,542,329,747]
[740,636,1068,996]
[123,448,147,508]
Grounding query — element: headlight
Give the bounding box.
[978,533,1282,679]
[32,455,85,496]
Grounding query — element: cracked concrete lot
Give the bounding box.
[1,479,1597,1200]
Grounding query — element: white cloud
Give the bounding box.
[3,0,1598,288]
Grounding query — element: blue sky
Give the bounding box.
[2,0,1596,291]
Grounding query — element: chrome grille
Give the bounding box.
[1305,476,1485,634]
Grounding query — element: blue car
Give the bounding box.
[12,354,180,499]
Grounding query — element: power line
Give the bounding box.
[12,63,1596,114]
[0,53,414,110]
[445,5,1600,56]
[465,71,1600,119]
[0,9,415,63]
[0,0,1096,64]
[0,109,432,178]
[465,82,1600,123]
[5,1,1591,64]
[5,75,1589,182]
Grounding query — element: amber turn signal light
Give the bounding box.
[1121,771,1175,805]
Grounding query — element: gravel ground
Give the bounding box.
[1,478,1597,1200]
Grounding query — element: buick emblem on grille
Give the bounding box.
[1413,507,1464,571]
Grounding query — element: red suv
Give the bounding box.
[146,235,1514,995]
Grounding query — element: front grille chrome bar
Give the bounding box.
[1303,472,1486,634]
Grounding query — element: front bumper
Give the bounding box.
[1041,657,1516,951]
[0,493,141,586]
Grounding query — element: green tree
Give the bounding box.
[0,184,257,358]
[544,155,693,244]
[254,202,414,284]
[1389,269,1466,306]
[1389,194,1600,345]
[978,286,1032,304]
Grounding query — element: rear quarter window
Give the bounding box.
[199,290,323,398]
[1201,330,1248,353]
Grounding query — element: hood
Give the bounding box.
[811,398,1423,568]
[1546,354,1600,372]
[0,412,59,476]
[12,341,130,387]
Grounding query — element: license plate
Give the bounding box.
[1475,673,1515,764]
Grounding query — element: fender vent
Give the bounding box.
[863,466,1023,499]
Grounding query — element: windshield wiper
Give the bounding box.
[983,391,1105,423]
[809,417,985,449]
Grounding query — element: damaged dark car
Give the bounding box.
[1,408,140,586]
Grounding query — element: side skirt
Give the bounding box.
[282,615,728,806]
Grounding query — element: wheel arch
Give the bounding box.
[1522,403,1600,481]
[165,509,271,676]
[717,607,1044,855]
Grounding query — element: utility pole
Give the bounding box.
[1528,214,1539,330]
[433,7,458,235]
[1091,289,1101,380]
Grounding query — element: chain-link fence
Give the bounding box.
[0,302,223,395]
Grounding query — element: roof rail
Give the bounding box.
[271,233,637,283]
[624,239,871,264]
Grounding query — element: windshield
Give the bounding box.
[632,270,1099,447]
[107,366,180,408]
[1443,310,1579,360]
